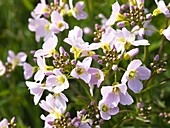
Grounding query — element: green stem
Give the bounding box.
[143,46,148,63]
[77,79,93,100]
[141,78,170,93]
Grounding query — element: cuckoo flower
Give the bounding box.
[64,26,100,59]
[39,94,66,119]
[98,99,119,120]
[46,69,69,94]
[162,25,170,41]
[34,0,50,17]
[154,0,170,18]
[100,27,116,51]
[0,118,8,128]
[34,34,58,58]
[7,50,27,69]
[71,57,92,83]
[23,62,33,80]
[28,14,52,42]
[121,59,151,93]
[88,68,104,96]
[0,61,6,76]
[69,0,87,20]
[101,84,134,107]
[50,11,69,33]
[26,81,45,105]
[34,57,53,82]
[106,1,124,26]
[112,28,149,53]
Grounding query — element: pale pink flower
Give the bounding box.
[112,28,149,53]
[23,62,33,80]
[50,11,69,33]
[121,59,151,93]
[46,69,69,93]
[88,68,104,96]
[69,0,87,20]
[25,81,44,105]
[101,84,133,107]
[34,34,58,58]
[71,57,92,83]
[106,1,121,26]
[7,50,27,69]
[0,118,8,128]
[28,12,53,42]
[154,0,170,17]
[98,99,119,120]
[39,93,66,119]
[34,0,51,17]
[34,57,53,82]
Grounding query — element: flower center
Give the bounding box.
[128,70,136,79]
[57,22,64,29]
[57,75,65,84]
[112,87,120,95]
[76,68,84,75]
[102,104,109,112]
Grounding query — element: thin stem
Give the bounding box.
[77,79,93,100]
[141,77,170,93]
[143,46,148,63]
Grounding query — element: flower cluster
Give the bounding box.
[1,0,170,127]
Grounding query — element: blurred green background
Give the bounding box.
[0,0,170,127]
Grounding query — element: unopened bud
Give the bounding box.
[112,64,118,71]
[154,54,159,62]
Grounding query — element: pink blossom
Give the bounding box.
[71,57,92,83]
[0,118,8,128]
[46,69,69,93]
[101,84,133,107]
[34,34,58,58]
[106,1,121,26]
[69,0,87,20]
[25,81,44,105]
[121,59,151,93]
[98,99,119,120]
[39,94,67,119]
[28,13,53,42]
[154,0,170,17]
[34,0,51,17]
[7,50,27,69]
[23,62,33,80]
[50,11,69,33]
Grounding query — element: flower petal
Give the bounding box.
[136,66,151,80]
[128,79,143,93]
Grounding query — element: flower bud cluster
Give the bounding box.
[93,24,105,42]
[150,55,167,74]
[137,102,152,122]
[159,112,170,124]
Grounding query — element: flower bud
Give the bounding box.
[154,54,159,62]
[124,48,139,60]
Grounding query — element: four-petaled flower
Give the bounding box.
[121,59,151,93]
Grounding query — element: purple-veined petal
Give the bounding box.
[128,79,143,93]
[136,66,151,80]
[120,92,134,105]
[132,39,150,46]
[100,111,111,120]
[127,59,142,71]
[107,107,119,115]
